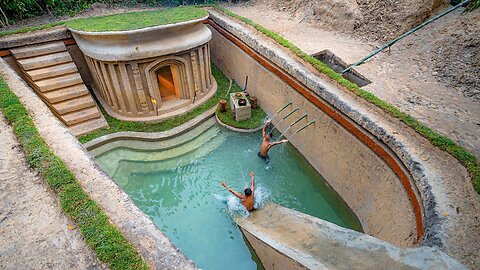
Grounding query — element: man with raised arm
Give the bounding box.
[258,119,288,160]
[221,171,255,211]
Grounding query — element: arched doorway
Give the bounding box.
[156,65,182,101]
[145,56,194,108]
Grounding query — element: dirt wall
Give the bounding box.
[251,0,449,40]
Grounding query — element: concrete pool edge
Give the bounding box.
[84,106,217,152]
[207,8,480,265]
[0,58,198,270]
[83,107,263,155]
[236,203,466,270]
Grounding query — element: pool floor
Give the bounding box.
[95,121,361,270]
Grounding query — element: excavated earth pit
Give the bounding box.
[312,49,371,87]
[0,7,479,270]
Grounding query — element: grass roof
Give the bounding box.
[66,6,207,32]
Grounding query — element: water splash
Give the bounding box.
[253,186,271,210]
[214,186,271,218]
[213,194,249,217]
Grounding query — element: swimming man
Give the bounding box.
[221,171,255,211]
[259,119,288,159]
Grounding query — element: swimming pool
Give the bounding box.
[94,118,361,270]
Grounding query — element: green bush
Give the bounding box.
[466,0,480,11]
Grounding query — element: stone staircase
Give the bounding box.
[10,41,108,136]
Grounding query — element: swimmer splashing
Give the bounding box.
[259,119,288,160]
[221,171,255,211]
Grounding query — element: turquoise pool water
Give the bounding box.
[95,120,361,270]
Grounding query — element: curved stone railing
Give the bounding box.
[69,15,216,122]
[68,16,211,62]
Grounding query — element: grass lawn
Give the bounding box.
[66,6,207,32]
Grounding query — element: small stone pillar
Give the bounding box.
[230,92,251,121]
[219,99,227,112]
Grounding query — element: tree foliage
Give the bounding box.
[0,0,229,26]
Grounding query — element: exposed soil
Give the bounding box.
[0,113,105,269]
[250,0,480,101]
[253,0,449,40]
[219,5,480,268]
[429,10,480,101]
[228,1,480,160]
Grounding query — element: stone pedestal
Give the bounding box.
[230,92,251,121]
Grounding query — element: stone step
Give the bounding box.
[43,84,89,104]
[61,106,101,126]
[69,117,109,137]
[10,41,66,59]
[36,73,83,92]
[53,95,95,115]
[109,128,225,181]
[17,51,72,71]
[27,62,78,81]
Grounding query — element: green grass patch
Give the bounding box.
[66,6,207,32]
[0,78,148,270]
[79,64,232,143]
[216,92,266,130]
[0,6,207,38]
[212,6,480,194]
[0,21,67,38]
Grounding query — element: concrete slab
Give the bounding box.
[237,203,466,270]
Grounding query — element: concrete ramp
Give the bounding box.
[10,41,108,136]
[235,204,465,270]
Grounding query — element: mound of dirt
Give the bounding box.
[253,0,449,40]
[261,0,364,31]
[354,0,449,41]
[248,0,479,101]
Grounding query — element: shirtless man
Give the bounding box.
[221,171,255,211]
[259,119,288,159]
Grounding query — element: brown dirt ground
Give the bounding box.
[1,1,479,268]
[0,112,106,270]
[228,1,480,160]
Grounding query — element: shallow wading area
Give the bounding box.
[0,59,196,269]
